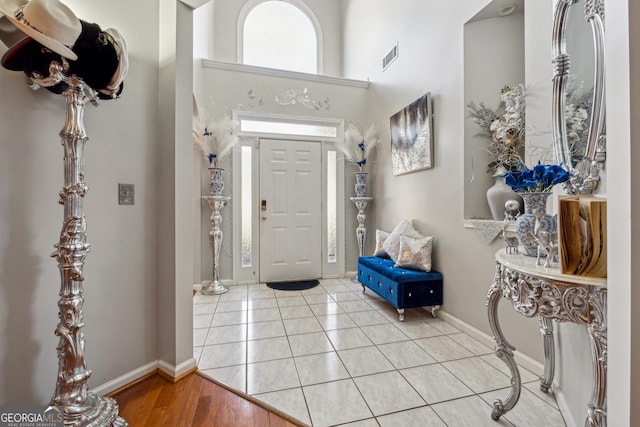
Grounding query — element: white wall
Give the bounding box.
[156,0,196,372]
[0,0,160,404]
[342,0,547,362]
[195,64,371,280]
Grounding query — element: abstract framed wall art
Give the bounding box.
[390,92,433,175]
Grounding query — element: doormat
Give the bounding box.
[266,279,319,291]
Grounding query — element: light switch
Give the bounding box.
[118,183,134,205]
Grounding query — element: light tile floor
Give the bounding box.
[193,278,567,427]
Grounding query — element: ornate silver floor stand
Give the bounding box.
[30,64,126,426]
[350,197,372,257]
[487,249,607,427]
[201,195,230,295]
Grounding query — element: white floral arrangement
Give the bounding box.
[192,97,239,168]
[335,123,381,172]
[467,84,526,173]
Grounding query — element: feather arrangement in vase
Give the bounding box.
[335,123,381,171]
[192,96,239,168]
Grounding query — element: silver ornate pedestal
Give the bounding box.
[201,195,230,295]
[487,249,607,427]
[29,64,126,426]
[350,197,372,257]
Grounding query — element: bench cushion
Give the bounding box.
[358,256,442,283]
[357,256,443,312]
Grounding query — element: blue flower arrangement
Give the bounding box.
[503,161,570,193]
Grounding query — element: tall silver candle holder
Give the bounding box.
[29,62,126,426]
[201,168,229,295]
[350,196,373,257]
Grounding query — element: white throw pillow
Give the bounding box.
[373,229,390,257]
[395,235,434,272]
[383,219,423,261]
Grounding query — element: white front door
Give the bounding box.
[259,139,322,282]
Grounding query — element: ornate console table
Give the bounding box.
[487,249,607,427]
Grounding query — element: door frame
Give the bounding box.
[231,111,346,284]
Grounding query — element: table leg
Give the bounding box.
[585,289,607,427]
[486,268,521,421]
[539,316,555,393]
[431,305,440,318]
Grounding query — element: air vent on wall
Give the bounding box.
[382,42,398,71]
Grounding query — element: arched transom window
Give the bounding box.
[240,0,321,74]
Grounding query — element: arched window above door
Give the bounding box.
[238,0,322,74]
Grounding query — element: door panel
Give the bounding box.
[259,139,321,282]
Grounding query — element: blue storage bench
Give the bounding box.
[357,256,443,321]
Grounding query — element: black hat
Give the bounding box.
[2,37,67,94]
[66,20,122,98]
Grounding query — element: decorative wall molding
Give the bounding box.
[201,59,370,88]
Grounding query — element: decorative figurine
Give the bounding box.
[501,224,519,254]
[504,199,521,221]
[524,209,559,267]
[528,230,559,268]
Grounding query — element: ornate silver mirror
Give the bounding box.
[552,0,605,194]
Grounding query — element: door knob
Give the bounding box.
[261,216,267,221]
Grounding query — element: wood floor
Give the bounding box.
[112,372,304,427]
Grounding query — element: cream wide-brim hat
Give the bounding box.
[0,0,81,60]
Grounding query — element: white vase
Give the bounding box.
[486,169,522,220]
[209,167,224,196]
[354,171,368,197]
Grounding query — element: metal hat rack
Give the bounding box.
[28,59,127,426]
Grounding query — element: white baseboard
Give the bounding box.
[234,279,257,285]
[437,310,545,377]
[321,274,344,279]
[158,357,198,379]
[90,356,198,396]
[90,361,158,396]
[554,388,579,427]
[345,270,357,279]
